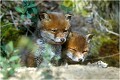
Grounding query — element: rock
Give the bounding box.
[0,65,119,79]
[87,60,108,68]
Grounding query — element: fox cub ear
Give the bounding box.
[86,34,94,43]
[39,12,50,21]
[65,14,72,20]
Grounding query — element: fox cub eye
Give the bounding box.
[82,50,88,53]
[64,30,68,32]
[70,48,77,52]
[51,29,57,32]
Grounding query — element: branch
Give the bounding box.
[24,26,35,37]
[86,53,120,60]
[26,0,43,8]
[35,1,43,6]
[96,18,120,37]
[105,28,120,37]
[10,10,18,30]
[93,7,120,37]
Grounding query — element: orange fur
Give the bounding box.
[38,12,71,44]
[41,13,70,30]
[62,32,89,64]
[21,12,71,67]
[26,53,36,67]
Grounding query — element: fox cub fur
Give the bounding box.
[20,12,71,67]
[61,32,92,64]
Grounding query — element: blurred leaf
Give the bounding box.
[1,60,9,68]
[15,7,24,14]
[0,57,6,67]
[21,14,25,20]
[13,49,19,54]
[81,10,89,17]
[63,0,74,8]
[27,12,32,18]
[22,0,30,7]
[17,36,30,47]
[28,3,36,8]
[9,56,19,62]
[32,8,37,14]
[5,41,14,55]
[8,69,15,76]
[60,5,72,13]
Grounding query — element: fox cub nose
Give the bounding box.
[60,38,65,42]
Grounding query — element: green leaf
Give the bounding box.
[8,69,15,76]
[63,0,73,8]
[28,4,36,8]
[1,61,9,68]
[5,41,14,55]
[81,10,89,17]
[21,14,25,20]
[15,7,24,13]
[26,12,32,18]
[13,49,19,54]
[60,5,72,13]
[32,8,37,14]
[9,56,19,62]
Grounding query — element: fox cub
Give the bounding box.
[61,32,93,64]
[37,12,71,44]
[20,12,71,67]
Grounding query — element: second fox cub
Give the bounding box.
[61,32,93,64]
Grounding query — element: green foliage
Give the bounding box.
[89,34,112,56]
[0,41,20,79]
[60,0,91,17]
[17,36,38,52]
[15,7,25,14]
[60,0,73,13]
[92,1,119,33]
[15,0,38,20]
[60,4,72,14]
[63,0,74,8]
[1,22,22,46]
[5,41,14,55]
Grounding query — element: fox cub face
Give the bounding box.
[38,12,71,44]
[62,32,92,62]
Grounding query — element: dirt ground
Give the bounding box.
[0,65,119,80]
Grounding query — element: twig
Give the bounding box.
[10,10,18,30]
[0,14,4,19]
[96,16,119,37]
[93,6,120,37]
[106,28,120,37]
[96,19,120,37]
[27,0,43,8]
[86,53,120,61]
[24,26,35,37]
[35,1,43,6]
[25,29,28,36]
